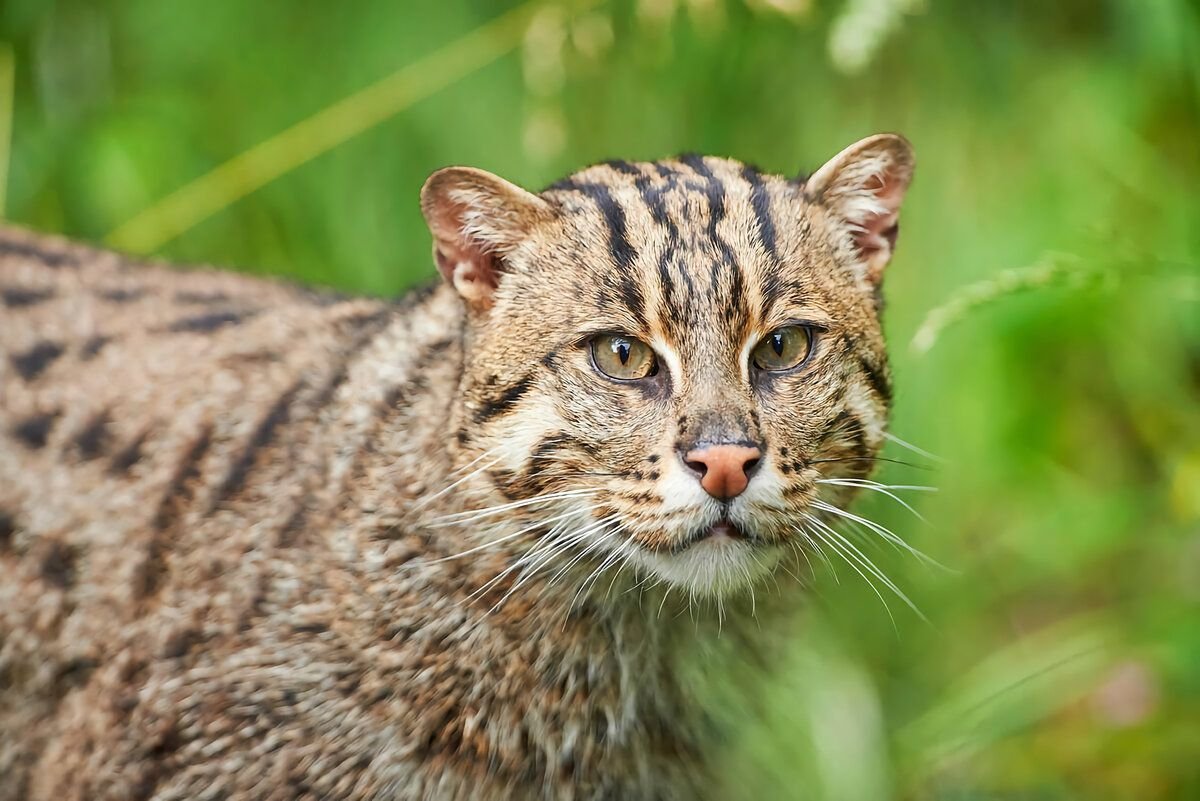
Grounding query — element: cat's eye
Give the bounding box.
[751,326,814,372]
[589,334,658,380]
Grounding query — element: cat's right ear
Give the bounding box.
[420,167,554,311]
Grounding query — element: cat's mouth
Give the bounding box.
[671,517,752,553]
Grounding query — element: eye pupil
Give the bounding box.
[752,325,814,373]
[590,334,657,381]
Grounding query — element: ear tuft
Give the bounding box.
[420,167,553,310]
[805,133,914,285]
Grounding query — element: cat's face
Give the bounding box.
[423,135,912,597]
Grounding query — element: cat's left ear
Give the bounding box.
[805,133,915,286]
[420,167,554,310]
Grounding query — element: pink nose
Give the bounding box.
[683,444,762,500]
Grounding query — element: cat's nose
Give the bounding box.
[682,444,762,500]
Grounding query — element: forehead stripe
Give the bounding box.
[552,180,638,270]
[553,180,647,327]
[679,154,744,316]
[740,164,779,259]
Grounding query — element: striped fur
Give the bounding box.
[0,134,913,801]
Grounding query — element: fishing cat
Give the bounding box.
[0,133,913,800]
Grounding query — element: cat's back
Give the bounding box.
[0,224,403,565]
[0,226,466,800]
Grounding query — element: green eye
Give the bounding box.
[751,326,814,372]
[589,335,658,380]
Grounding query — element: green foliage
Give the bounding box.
[3,1,1197,797]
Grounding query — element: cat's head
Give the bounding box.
[421,134,913,598]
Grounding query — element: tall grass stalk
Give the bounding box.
[105,0,599,254]
[0,44,14,219]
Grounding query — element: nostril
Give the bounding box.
[743,457,761,475]
[685,459,708,477]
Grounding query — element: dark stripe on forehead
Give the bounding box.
[653,162,679,180]
[742,164,784,316]
[554,180,647,327]
[740,164,779,259]
[680,154,743,317]
[636,174,690,324]
[679,154,726,229]
[553,181,638,270]
[635,176,674,230]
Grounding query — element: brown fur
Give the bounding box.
[0,134,913,800]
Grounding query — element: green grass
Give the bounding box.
[3,1,1198,797]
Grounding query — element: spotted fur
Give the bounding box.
[0,134,914,800]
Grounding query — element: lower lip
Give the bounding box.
[706,521,748,541]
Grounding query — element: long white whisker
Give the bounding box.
[428,489,598,526]
[811,499,948,569]
[411,452,505,511]
[545,518,619,590]
[467,514,584,604]
[816,478,934,522]
[791,524,838,580]
[570,536,628,611]
[415,506,588,567]
[806,519,897,628]
[883,431,943,462]
[807,513,925,621]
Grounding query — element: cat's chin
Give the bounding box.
[631,533,783,598]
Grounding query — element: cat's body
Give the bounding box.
[0,135,914,800]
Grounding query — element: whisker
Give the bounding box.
[804,519,898,629]
[411,451,504,511]
[811,499,948,570]
[428,489,599,526]
[816,478,934,522]
[656,584,674,619]
[467,513,590,604]
[545,518,620,591]
[790,524,838,580]
[495,515,624,616]
[808,455,933,471]
[409,507,585,567]
[806,513,926,621]
[883,431,944,462]
[570,536,629,611]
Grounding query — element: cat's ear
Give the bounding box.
[420,167,554,310]
[805,133,914,286]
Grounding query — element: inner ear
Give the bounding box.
[853,169,905,279]
[805,133,914,286]
[434,245,500,293]
[420,167,554,312]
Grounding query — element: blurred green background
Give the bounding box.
[2,0,1198,798]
